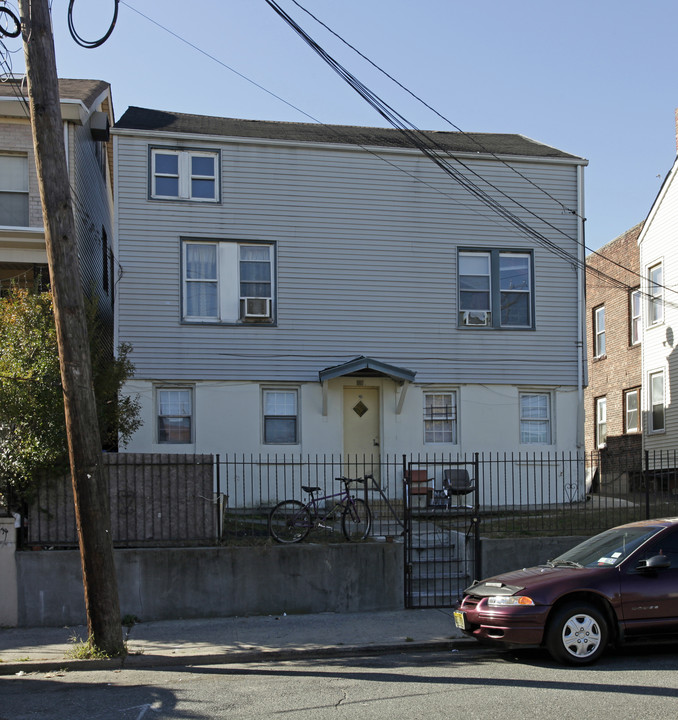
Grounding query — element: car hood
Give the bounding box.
[465,564,614,600]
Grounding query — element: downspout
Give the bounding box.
[576,164,587,449]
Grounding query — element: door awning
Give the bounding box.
[319,355,416,383]
[319,356,416,416]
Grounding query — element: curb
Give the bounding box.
[0,638,475,676]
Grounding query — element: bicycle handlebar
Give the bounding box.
[335,474,373,484]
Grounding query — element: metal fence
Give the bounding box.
[20,454,215,548]
[15,449,678,548]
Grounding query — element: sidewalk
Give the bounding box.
[0,608,470,675]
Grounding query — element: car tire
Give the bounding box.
[545,602,609,665]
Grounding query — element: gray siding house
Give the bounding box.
[113,107,587,477]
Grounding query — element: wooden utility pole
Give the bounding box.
[19,0,124,655]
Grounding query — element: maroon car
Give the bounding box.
[455,518,678,664]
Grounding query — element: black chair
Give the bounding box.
[443,469,475,509]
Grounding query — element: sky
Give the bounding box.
[5,0,678,252]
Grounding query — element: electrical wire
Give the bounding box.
[0,1,665,307]
[262,4,591,269]
[263,0,678,306]
[67,0,119,49]
[118,0,655,302]
[287,0,582,221]
[0,3,20,38]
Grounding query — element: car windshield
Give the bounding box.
[549,525,663,568]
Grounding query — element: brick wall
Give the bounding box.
[584,223,644,455]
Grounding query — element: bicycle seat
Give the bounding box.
[302,485,321,494]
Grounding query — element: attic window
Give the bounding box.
[151,148,219,202]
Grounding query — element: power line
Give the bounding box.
[67,0,119,49]
[263,1,678,307]
[119,0,644,300]
[287,0,583,221]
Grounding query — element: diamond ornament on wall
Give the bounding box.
[353,400,368,417]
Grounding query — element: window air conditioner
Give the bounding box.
[461,310,490,326]
[241,297,271,319]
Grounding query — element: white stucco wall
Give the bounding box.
[122,378,580,458]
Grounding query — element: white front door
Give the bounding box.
[343,386,380,480]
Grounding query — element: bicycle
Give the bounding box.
[268,475,373,543]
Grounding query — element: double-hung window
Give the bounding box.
[424,392,457,444]
[263,389,298,444]
[624,388,640,434]
[630,289,641,345]
[649,370,665,433]
[0,154,29,226]
[595,397,607,448]
[157,387,193,444]
[520,392,551,444]
[594,305,605,358]
[648,262,663,327]
[151,148,219,201]
[182,240,274,323]
[459,250,532,328]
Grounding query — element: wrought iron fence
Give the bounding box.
[14,449,678,548]
[19,454,215,548]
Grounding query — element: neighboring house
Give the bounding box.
[584,222,644,458]
[0,78,115,336]
[638,111,678,463]
[113,107,587,473]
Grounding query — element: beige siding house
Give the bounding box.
[0,78,115,330]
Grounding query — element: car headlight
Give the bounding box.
[487,595,535,606]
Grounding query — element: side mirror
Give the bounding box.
[637,554,672,572]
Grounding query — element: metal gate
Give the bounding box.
[404,455,481,608]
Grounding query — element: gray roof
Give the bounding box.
[0,78,110,109]
[115,106,582,160]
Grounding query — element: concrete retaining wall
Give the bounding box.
[9,535,590,627]
[15,542,404,627]
[0,518,18,626]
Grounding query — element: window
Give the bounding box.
[0,154,28,226]
[263,389,298,444]
[151,148,218,201]
[157,388,192,443]
[182,240,274,323]
[649,370,665,433]
[648,262,663,326]
[520,392,551,444]
[624,388,640,434]
[630,289,641,345]
[459,250,532,328]
[424,392,457,443]
[595,397,607,448]
[594,305,605,358]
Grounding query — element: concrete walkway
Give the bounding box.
[0,608,471,675]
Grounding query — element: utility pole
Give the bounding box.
[19,0,123,655]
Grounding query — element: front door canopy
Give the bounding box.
[319,356,416,383]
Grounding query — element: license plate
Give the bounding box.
[453,610,467,630]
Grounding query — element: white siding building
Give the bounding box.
[638,153,678,457]
[113,107,587,472]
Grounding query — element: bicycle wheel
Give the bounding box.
[268,500,312,543]
[341,498,372,541]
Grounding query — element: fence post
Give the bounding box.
[473,452,482,581]
[216,454,221,541]
[644,449,650,520]
[402,454,410,608]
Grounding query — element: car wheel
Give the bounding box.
[545,602,608,665]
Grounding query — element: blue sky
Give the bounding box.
[8,0,678,251]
